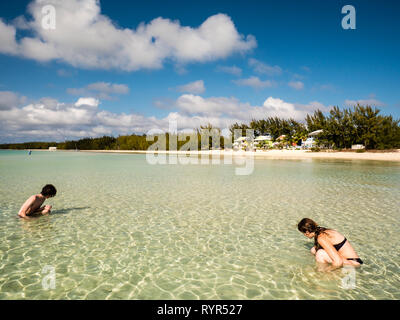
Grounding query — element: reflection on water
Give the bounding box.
[0,150,399,299]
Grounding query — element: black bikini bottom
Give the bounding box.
[347,258,363,264]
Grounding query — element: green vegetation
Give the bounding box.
[1,105,399,151]
[236,105,400,150]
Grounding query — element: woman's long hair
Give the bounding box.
[297,218,328,250]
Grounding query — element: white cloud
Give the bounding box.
[233,76,276,89]
[152,97,176,110]
[75,97,99,107]
[288,81,304,90]
[0,91,26,110]
[0,0,256,71]
[0,19,18,55]
[294,101,331,113]
[248,58,282,76]
[0,93,329,142]
[175,80,205,94]
[68,82,129,100]
[344,98,385,107]
[175,94,327,122]
[87,83,129,95]
[216,65,242,76]
[11,15,30,30]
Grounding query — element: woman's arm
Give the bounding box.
[317,234,344,268]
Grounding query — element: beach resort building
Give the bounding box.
[254,135,273,149]
[303,130,323,149]
[233,136,253,151]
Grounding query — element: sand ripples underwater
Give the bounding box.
[0,150,399,299]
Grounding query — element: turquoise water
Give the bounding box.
[0,150,399,299]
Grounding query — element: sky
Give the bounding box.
[0,0,399,143]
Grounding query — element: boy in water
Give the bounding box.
[18,184,57,219]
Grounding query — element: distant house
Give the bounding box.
[303,130,323,149]
[233,136,252,150]
[49,147,57,151]
[351,144,365,150]
[254,135,273,149]
[255,134,272,141]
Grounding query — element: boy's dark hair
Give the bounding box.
[41,184,57,197]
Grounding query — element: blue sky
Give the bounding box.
[0,0,399,142]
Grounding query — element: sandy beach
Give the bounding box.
[76,149,400,162]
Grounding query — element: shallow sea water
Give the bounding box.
[0,150,399,299]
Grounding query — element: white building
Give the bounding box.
[254,135,272,142]
[303,130,323,149]
[49,147,57,151]
[254,135,273,149]
[233,137,252,150]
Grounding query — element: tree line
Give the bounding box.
[229,105,400,149]
[1,105,399,151]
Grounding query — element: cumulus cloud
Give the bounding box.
[152,97,176,110]
[0,93,329,142]
[216,65,242,76]
[0,91,26,110]
[75,97,99,107]
[0,19,18,55]
[0,96,157,142]
[175,80,205,94]
[248,58,282,76]
[174,94,328,122]
[344,97,385,107]
[173,95,331,129]
[67,82,129,100]
[0,0,256,71]
[288,81,304,90]
[233,76,276,89]
[294,101,331,113]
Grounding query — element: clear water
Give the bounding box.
[0,150,399,300]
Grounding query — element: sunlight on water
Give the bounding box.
[0,150,399,299]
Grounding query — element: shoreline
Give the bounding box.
[16,148,400,162]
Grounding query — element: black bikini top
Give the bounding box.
[333,237,347,251]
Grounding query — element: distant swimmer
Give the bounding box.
[297,218,363,268]
[18,184,57,219]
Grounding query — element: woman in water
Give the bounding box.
[298,218,363,268]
